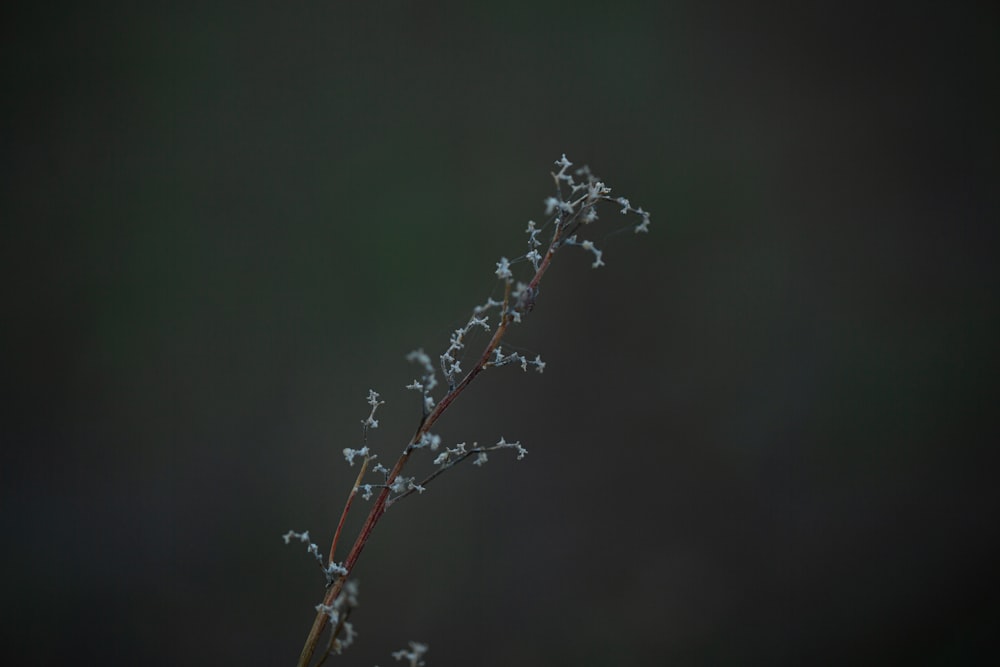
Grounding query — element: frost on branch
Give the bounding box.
[414,432,442,451]
[495,256,513,280]
[283,529,312,546]
[489,345,545,373]
[494,436,528,460]
[392,641,429,667]
[338,157,645,508]
[282,530,348,585]
[342,446,369,466]
[362,389,384,429]
[287,155,650,664]
[406,348,440,413]
[399,157,647,420]
[541,153,651,270]
[429,437,528,470]
[344,391,384,465]
[389,475,425,495]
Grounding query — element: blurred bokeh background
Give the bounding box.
[2,1,997,665]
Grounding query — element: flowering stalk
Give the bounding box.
[291,156,650,666]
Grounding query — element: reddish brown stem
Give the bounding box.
[297,225,567,667]
[328,456,368,564]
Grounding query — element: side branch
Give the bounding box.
[297,238,561,666]
[294,152,651,665]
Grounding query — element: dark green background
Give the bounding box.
[2,2,997,665]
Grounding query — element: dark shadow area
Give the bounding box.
[2,2,997,665]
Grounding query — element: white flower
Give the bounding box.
[635,212,650,233]
[525,220,542,247]
[495,256,513,280]
[406,348,432,368]
[282,530,310,544]
[392,641,429,666]
[473,296,503,314]
[532,354,546,373]
[496,437,528,460]
[343,446,370,466]
[315,603,339,623]
[418,432,442,450]
[579,240,604,268]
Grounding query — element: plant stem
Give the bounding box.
[297,224,566,666]
[328,457,368,564]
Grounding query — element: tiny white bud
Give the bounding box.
[495,256,513,280]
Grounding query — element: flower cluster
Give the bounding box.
[315,579,360,655]
[361,389,384,429]
[535,154,650,268]
[288,155,649,666]
[391,641,429,667]
[431,437,528,467]
[282,530,348,584]
[335,388,534,509]
[488,345,545,372]
[405,349,438,413]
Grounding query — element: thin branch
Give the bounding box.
[328,455,369,565]
[294,156,649,666]
[298,220,571,666]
